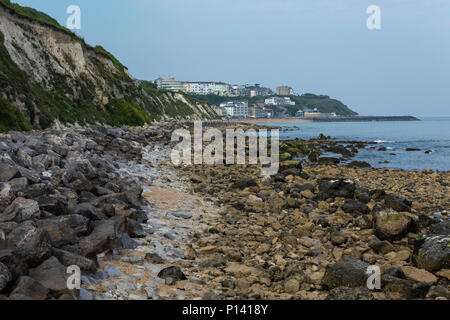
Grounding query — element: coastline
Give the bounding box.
[231,115,419,124]
[0,123,448,300]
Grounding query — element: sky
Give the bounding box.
[13,0,450,117]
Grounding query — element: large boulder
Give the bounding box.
[0,198,41,223]
[384,194,412,212]
[1,221,51,268]
[0,163,19,182]
[0,262,11,292]
[74,203,107,221]
[414,235,450,272]
[322,256,370,289]
[52,249,97,273]
[37,214,90,248]
[342,199,369,216]
[9,276,49,300]
[29,257,70,296]
[381,274,430,299]
[375,210,415,241]
[318,179,355,199]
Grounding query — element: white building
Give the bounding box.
[219,101,249,118]
[183,82,230,95]
[155,77,184,92]
[265,97,295,106]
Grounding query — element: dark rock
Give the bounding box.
[384,193,412,212]
[322,256,370,289]
[330,231,348,246]
[406,148,421,152]
[375,211,414,241]
[126,218,146,238]
[354,215,373,229]
[429,220,450,236]
[319,179,355,199]
[369,238,394,254]
[52,248,97,272]
[145,253,165,264]
[318,157,340,165]
[342,199,369,216]
[157,266,187,284]
[0,262,11,292]
[414,235,450,272]
[29,256,70,296]
[354,187,371,203]
[0,183,14,210]
[119,234,139,249]
[232,178,257,189]
[325,286,374,300]
[74,203,107,221]
[37,214,90,247]
[0,198,40,223]
[1,221,52,268]
[384,267,406,279]
[9,276,49,300]
[347,161,372,168]
[16,166,40,184]
[381,274,430,299]
[102,264,121,278]
[370,189,386,200]
[0,163,19,182]
[8,177,28,193]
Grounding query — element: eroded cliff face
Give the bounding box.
[0,3,217,131]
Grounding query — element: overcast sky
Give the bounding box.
[14,0,450,116]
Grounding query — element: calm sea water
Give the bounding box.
[262,117,450,172]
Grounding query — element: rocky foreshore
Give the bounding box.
[0,124,448,300]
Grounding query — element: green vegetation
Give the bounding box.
[381,214,404,222]
[0,94,30,132]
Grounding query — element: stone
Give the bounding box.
[330,231,348,246]
[0,262,11,292]
[384,194,412,212]
[401,266,438,285]
[342,199,369,216]
[37,214,90,248]
[157,266,187,283]
[232,178,257,189]
[224,264,262,277]
[284,278,300,294]
[8,177,28,193]
[322,256,370,289]
[325,286,374,300]
[0,163,19,182]
[0,198,41,223]
[74,203,107,221]
[10,276,49,300]
[318,179,355,199]
[381,274,430,299]
[300,189,314,199]
[29,257,70,295]
[52,248,97,272]
[0,183,14,209]
[78,288,93,300]
[120,255,144,265]
[103,265,122,278]
[414,235,450,272]
[369,238,394,254]
[375,211,414,241]
[354,215,373,229]
[145,253,165,264]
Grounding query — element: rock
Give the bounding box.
[224,264,262,277]
[279,160,302,172]
[300,189,314,199]
[64,217,125,258]
[232,178,257,189]
[37,214,90,247]
[0,163,19,182]
[322,256,370,289]
[384,194,412,212]
[330,231,348,246]
[319,179,355,199]
[429,220,450,236]
[401,266,438,285]
[318,157,340,165]
[157,266,187,284]
[119,234,139,249]
[2,221,52,268]
[347,161,372,168]
[381,274,430,299]
[9,276,49,300]
[74,203,107,221]
[103,265,122,278]
[369,238,394,254]
[325,286,374,300]
[342,199,369,216]
[284,278,300,294]
[354,215,373,229]
[0,262,11,292]
[375,211,414,241]
[78,288,93,300]
[120,255,143,265]
[29,256,70,296]
[0,183,14,209]
[52,248,97,272]
[406,148,421,152]
[0,198,40,223]
[145,253,165,264]
[126,218,146,238]
[414,235,450,272]
[8,177,28,193]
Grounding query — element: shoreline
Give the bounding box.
[231,116,419,124]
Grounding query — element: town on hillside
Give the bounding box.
[154,76,339,119]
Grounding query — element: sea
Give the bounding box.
[262,117,450,172]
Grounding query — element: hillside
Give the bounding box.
[187,93,358,116]
[0,0,218,132]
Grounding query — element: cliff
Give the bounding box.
[0,0,218,132]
